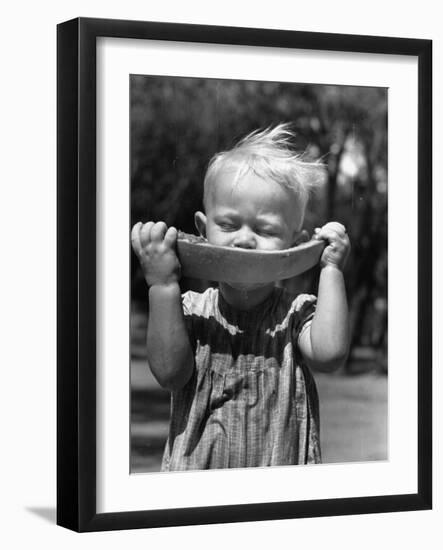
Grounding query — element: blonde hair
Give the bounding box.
[203,123,324,228]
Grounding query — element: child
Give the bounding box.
[131,124,351,471]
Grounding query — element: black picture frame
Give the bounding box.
[57,17,432,532]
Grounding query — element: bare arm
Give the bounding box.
[299,222,351,372]
[147,283,194,391]
[131,221,194,391]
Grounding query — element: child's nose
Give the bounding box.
[232,227,256,249]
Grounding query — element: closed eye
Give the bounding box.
[217,220,238,231]
[258,227,281,237]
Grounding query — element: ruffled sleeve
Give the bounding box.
[182,290,196,349]
[292,293,317,342]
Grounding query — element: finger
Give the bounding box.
[163,226,178,247]
[150,221,168,242]
[130,222,143,255]
[140,221,155,247]
[323,236,349,258]
[322,222,347,237]
[317,225,347,242]
[315,227,333,242]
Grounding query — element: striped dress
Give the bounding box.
[161,286,321,471]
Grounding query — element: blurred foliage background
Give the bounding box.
[130,75,388,373]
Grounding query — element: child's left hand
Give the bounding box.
[313,222,350,271]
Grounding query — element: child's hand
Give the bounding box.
[313,222,350,271]
[131,221,181,287]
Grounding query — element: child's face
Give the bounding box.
[196,169,301,251]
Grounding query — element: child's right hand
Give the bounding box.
[131,221,181,287]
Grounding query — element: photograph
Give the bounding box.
[56,17,431,532]
[129,75,389,473]
[1,1,439,546]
